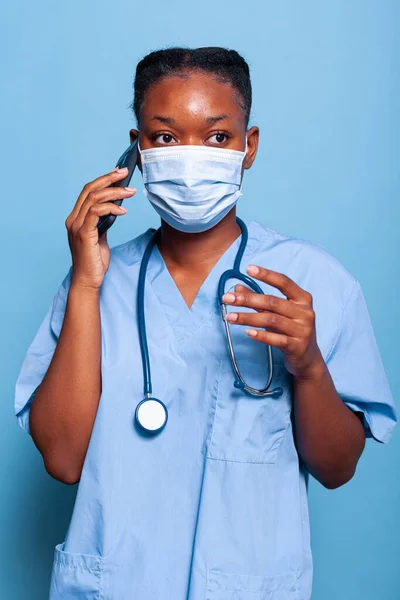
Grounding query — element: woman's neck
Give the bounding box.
[157,210,241,272]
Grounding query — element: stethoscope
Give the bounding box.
[135,217,283,434]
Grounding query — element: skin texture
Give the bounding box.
[30,70,365,487]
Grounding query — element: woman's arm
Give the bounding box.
[223,264,369,489]
[292,356,365,488]
[29,166,136,485]
[29,282,102,485]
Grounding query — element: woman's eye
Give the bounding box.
[154,134,176,144]
[208,133,228,144]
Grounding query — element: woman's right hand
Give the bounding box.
[65,167,137,290]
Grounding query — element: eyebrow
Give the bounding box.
[205,114,230,124]
[150,114,230,126]
[151,115,176,125]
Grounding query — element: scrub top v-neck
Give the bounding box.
[148,229,257,344]
[14,220,397,600]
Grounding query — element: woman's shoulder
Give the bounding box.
[248,220,357,303]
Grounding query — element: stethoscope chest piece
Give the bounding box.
[135,397,168,434]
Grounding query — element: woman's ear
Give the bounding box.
[244,126,259,170]
[129,128,139,144]
[129,128,142,172]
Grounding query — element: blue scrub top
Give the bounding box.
[14,220,397,600]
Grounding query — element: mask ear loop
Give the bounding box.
[238,134,248,191]
[136,138,148,194]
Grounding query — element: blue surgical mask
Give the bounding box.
[138,137,248,233]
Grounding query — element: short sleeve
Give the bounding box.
[14,266,73,436]
[325,280,397,444]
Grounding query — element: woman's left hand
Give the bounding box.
[222,264,325,380]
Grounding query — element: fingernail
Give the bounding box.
[222,293,235,303]
[246,328,257,337]
[117,167,128,173]
[118,207,127,212]
[124,187,136,192]
[247,265,260,275]
[227,312,238,322]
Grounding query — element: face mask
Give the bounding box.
[138,137,248,233]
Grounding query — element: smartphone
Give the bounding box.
[97,138,139,237]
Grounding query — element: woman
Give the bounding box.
[15,47,397,600]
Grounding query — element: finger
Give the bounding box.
[73,187,136,231]
[222,290,297,319]
[66,168,130,227]
[234,284,251,293]
[225,310,301,336]
[246,328,291,350]
[246,265,311,305]
[80,167,130,197]
[81,184,137,206]
[79,201,128,235]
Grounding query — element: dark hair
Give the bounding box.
[130,46,252,127]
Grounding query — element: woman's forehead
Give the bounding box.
[140,72,245,124]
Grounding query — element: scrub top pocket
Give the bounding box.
[49,542,102,600]
[207,356,293,465]
[206,569,299,600]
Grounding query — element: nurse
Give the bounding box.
[15,47,397,600]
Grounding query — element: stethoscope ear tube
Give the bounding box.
[218,269,264,303]
[218,270,283,398]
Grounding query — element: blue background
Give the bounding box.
[1,1,399,598]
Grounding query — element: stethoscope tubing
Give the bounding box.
[217,218,283,398]
[136,217,283,433]
[137,230,159,398]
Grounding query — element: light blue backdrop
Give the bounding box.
[1,1,399,598]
